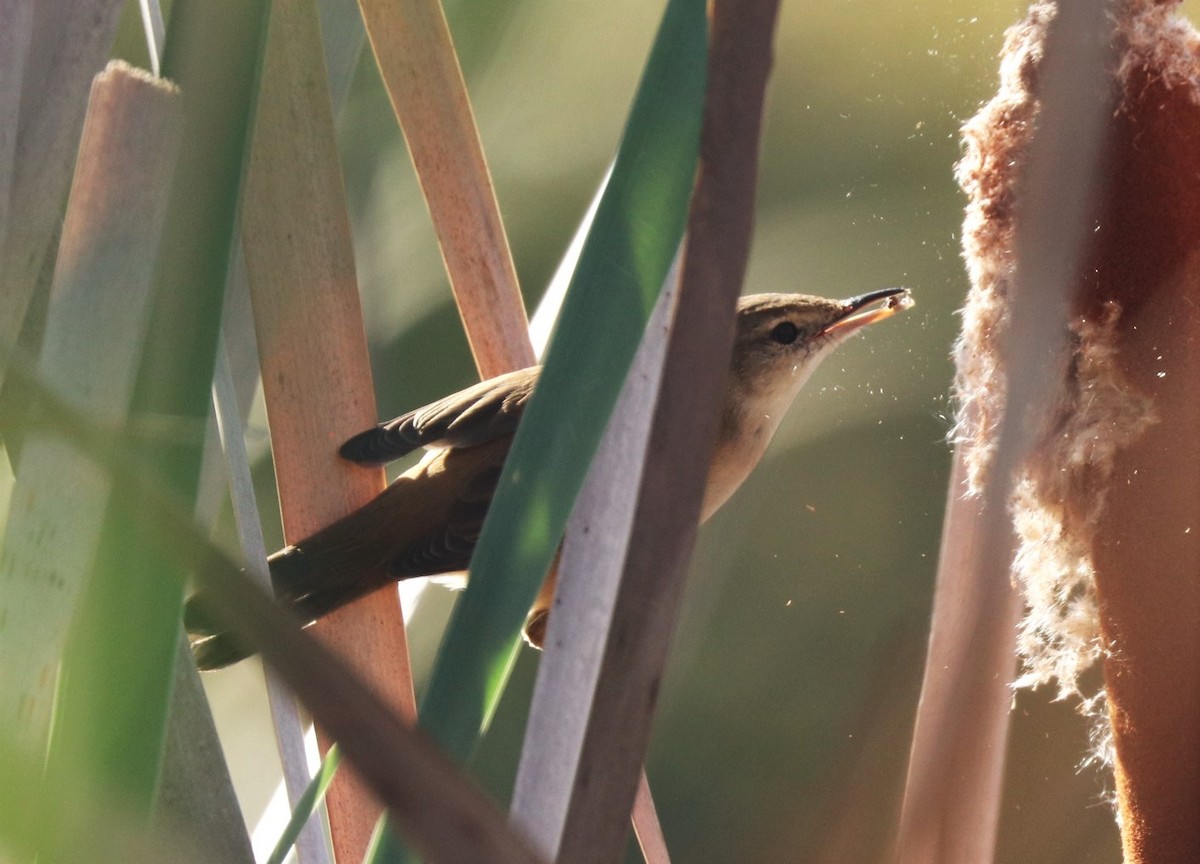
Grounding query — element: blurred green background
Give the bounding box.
[169,0,1186,860]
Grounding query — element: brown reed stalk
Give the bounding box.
[552,0,784,860]
[240,1,415,860]
[356,0,534,377]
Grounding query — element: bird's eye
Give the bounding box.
[770,321,800,345]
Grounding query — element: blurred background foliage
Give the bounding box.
[93,0,1197,860]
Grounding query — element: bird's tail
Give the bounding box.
[183,590,256,670]
[188,629,254,671]
[184,543,392,671]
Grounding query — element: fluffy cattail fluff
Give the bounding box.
[953,1,1193,707]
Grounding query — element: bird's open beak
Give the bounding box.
[821,287,914,338]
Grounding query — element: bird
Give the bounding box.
[186,288,913,669]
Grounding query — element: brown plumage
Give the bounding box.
[187,289,912,669]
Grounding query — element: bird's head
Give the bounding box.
[731,287,914,403]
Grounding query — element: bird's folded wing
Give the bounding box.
[259,446,504,624]
[339,365,540,464]
[388,498,486,577]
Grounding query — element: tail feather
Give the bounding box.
[191,632,256,671]
[267,542,392,616]
[184,542,392,671]
[183,591,222,636]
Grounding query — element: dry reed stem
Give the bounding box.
[159,629,256,864]
[630,769,672,864]
[0,62,181,749]
[241,1,415,860]
[357,0,534,377]
[202,343,321,864]
[553,0,782,860]
[893,454,1022,863]
[0,0,124,390]
[510,277,676,858]
[0,0,33,255]
[190,551,546,864]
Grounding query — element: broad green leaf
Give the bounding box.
[370,0,707,859]
[44,0,273,816]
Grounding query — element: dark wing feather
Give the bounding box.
[387,463,500,577]
[187,436,511,670]
[339,365,539,465]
